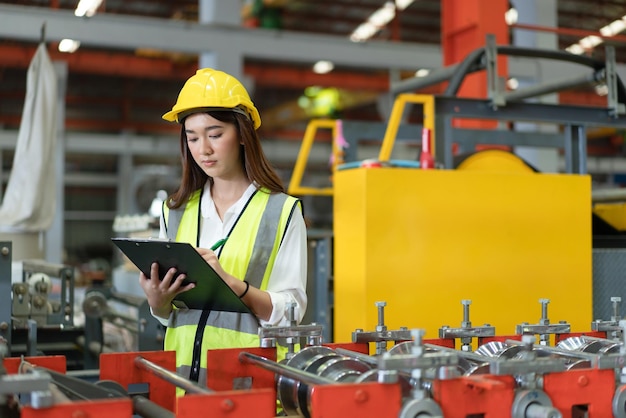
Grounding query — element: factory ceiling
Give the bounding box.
[1,0,626,140]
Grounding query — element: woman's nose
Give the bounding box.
[202,139,213,155]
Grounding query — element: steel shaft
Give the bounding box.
[134,357,212,395]
[238,352,336,386]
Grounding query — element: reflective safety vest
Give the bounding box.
[161,187,301,388]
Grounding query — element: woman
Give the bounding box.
[138,68,308,387]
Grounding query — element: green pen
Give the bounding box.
[210,237,228,251]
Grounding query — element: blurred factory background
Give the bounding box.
[7,1,626,417]
[4,0,626,402]
[0,0,625,268]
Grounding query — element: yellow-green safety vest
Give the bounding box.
[161,187,301,388]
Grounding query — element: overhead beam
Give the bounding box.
[0,44,392,90]
[0,4,441,70]
[0,44,197,80]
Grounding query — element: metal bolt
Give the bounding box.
[461,299,471,328]
[375,301,386,327]
[221,399,234,411]
[308,335,322,346]
[411,329,425,345]
[32,295,45,309]
[354,389,368,403]
[411,329,425,357]
[612,297,622,321]
[287,302,297,325]
[522,334,535,347]
[539,298,550,322]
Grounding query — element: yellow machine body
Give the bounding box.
[333,167,592,343]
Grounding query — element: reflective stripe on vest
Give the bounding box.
[243,192,287,289]
[164,189,201,244]
[168,309,259,334]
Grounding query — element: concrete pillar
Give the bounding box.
[198,0,249,92]
[511,0,560,173]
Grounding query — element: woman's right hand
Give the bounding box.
[138,262,195,319]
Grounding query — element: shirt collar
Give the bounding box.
[200,181,257,219]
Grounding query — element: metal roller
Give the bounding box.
[276,346,336,415]
[298,356,371,417]
[475,341,525,359]
[556,335,621,355]
[244,347,372,417]
[294,350,343,416]
[511,389,562,418]
[316,357,371,382]
[389,341,477,376]
[477,339,601,372]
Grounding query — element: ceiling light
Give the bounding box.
[600,18,626,37]
[506,77,519,90]
[313,60,334,74]
[350,23,378,42]
[595,84,609,96]
[395,0,415,11]
[579,35,602,49]
[566,44,584,55]
[369,2,396,26]
[505,7,518,25]
[350,2,396,42]
[75,0,103,17]
[566,14,626,56]
[415,68,430,77]
[58,39,81,53]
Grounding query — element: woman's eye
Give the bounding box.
[209,134,222,139]
[187,137,198,143]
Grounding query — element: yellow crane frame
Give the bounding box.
[288,93,435,196]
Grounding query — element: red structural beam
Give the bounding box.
[0,43,392,91]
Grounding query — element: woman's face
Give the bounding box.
[184,112,243,180]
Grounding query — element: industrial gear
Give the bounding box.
[162,68,261,129]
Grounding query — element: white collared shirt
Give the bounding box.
[156,181,308,327]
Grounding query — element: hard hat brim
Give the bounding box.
[162,109,178,122]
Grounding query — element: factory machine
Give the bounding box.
[3,299,626,417]
[0,240,164,371]
[7,39,626,417]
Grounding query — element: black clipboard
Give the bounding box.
[111,238,251,313]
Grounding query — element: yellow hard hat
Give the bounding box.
[162,68,261,129]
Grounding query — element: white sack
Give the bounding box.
[0,43,58,231]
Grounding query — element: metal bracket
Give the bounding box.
[605,46,622,118]
[485,33,505,109]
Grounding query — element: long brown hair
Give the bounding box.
[167,110,285,209]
